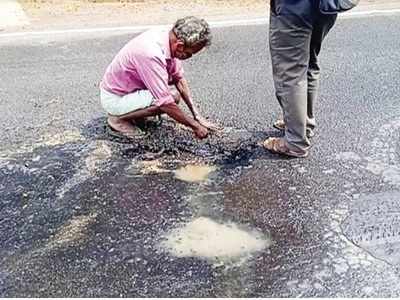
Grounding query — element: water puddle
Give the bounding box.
[125,161,217,182]
[174,164,217,183]
[160,217,270,263]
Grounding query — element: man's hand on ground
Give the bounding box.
[195,115,223,132]
[160,102,208,139]
[194,124,209,139]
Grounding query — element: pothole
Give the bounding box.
[341,191,400,265]
[82,117,268,163]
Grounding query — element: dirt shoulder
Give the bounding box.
[11,0,400,32]
[17,0,268,32]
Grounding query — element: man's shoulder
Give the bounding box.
[128,29,168,61]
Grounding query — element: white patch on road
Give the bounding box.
[333,118,400,187]
[295,205,393,297]
[160,217,269,262]
[0,0,29,28]
[381,166,400,185]
[335,152,361,161]
[363,119,400,186]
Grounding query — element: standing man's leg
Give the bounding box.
[264,12,313,157]
[306,13,337,137]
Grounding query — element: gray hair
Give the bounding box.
[172,16,212,48]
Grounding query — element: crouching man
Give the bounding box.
[100,16,219,139]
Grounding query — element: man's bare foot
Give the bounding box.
[107,115,141,135]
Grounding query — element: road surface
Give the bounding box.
[1,13,400,297]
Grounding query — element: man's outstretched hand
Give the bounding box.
[196,115,222,132]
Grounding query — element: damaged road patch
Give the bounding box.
[341,191,400,265]
[0,120,274,297]
[82,117,269,163]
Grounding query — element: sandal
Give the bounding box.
[262,137,308,158]
[273,119,286,131]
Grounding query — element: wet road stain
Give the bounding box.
[46,213,97,251]
[0,119,277,297]
[40,130,84,147]
[4,116,388,297]
[56,140,114,199]
[160,216,269,262]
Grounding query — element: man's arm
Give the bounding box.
[175,78,199,118]
[133,54,212,138]
[175,78,221,131]
[159,102,208,139]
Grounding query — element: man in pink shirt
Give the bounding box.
[100,16,219,139]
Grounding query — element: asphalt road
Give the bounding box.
[1,14,400,297]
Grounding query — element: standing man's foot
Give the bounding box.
[107,116,145,137]
[261,137,309,158]
[272,119,315,138]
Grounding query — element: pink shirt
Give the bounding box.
[100,29,184,106]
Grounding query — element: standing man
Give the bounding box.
[100,16,219,139]
[262,0,337,157]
